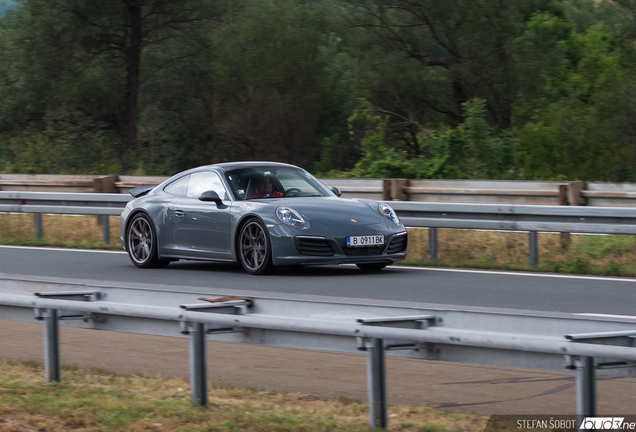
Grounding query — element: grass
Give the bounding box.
[1,213,635,276]
[0,358,488,432]
[404,227,636,276]
[0,213,122,250]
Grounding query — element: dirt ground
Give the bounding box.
[1,320,636,415]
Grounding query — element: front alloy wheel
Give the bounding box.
[127,213,170,268]
[238,219,274,275]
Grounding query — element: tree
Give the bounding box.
[0,0,221,172]
[515,6,636,181]
[345,0,565,133]
[140,0,351,171]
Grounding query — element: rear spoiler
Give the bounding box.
[129,184,157,198]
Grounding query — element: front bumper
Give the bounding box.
[269,225,408,267]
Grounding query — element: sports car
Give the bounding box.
[120,162,408,274]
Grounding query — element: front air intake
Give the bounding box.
[386,233,408,254]
[295,237,334,256]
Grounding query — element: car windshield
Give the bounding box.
[224,166,333,200]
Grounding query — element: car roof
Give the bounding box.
[202,161,300,172]
[158,161,301,188]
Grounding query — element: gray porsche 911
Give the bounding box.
[120,162,407,274]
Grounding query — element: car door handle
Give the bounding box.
[175,210,186,217]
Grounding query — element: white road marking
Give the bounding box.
[0,245,127,254]
[397,265,636,283]
[575,313,636,320]
[345,263,636,283]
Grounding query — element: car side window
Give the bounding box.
[187,171,228,200]
[163,175,190,196]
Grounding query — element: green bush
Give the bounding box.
[567,257,589,274]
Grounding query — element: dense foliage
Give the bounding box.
[0,0,635,180]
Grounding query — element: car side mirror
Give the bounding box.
[330,186,342,197]
[198,190,223,205]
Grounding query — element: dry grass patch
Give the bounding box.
[405,227,636,276]
[0,213,121,249]
[0,358,487,432]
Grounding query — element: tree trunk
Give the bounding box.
[493,0,513,131]
[452,78,467,121]
[122,1,142,173]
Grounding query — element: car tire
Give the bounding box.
[356,263,389,272]
[238,218,275,275]
[126,213,169,268]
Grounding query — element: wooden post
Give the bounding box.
[564,182,586,251]
[382,180,392,201]
[93,175,118,228]
[558,185,571,250]
[391,179,409,201]
[93,175,117,194]
[568,182,586,206]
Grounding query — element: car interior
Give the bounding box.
[228,172,284,200]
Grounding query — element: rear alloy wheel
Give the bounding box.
[356,263,389,272]
[238,218,275,275]
[127,213,170,268]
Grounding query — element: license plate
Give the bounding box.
[346,235,384,247]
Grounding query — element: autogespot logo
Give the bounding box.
[580,418,635,430]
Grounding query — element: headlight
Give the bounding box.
[379,203,400,225]
[276,207,307,228]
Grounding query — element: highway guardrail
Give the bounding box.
[1,275,635,428]
[6,173,636,207]
[1,191,635,265]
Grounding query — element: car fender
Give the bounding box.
[232,212,275,257]
[123,201,171,257]
[122,208,154,252]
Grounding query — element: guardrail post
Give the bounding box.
[44,309,61,382]
[558,185,571,250]
[189,322,208,406]
[94,175,117,230]
[102,216,110,244]
[568,181,586,206]
[391,179,409,201]
[429,228,438,262]
[382,180,392,201]
[576,356,596,420]
[529,231,539,267]
[34,213,43,240]
[366,337,388,430]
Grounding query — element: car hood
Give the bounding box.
[274,197,383,226]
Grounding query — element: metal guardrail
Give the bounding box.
[391,201,636,266]
[6,173,636,206]
[392,202,636,234]
[584,182,636,207]
[397,179,566,205]
[0,191,129,244]
[0,191,129,215]
[1,275,636,427]
[1,191,635,265]
[0,174,168,194]
[0,174,385,199]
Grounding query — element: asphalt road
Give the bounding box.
[1,245,635,315]
[3,244,636,415]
